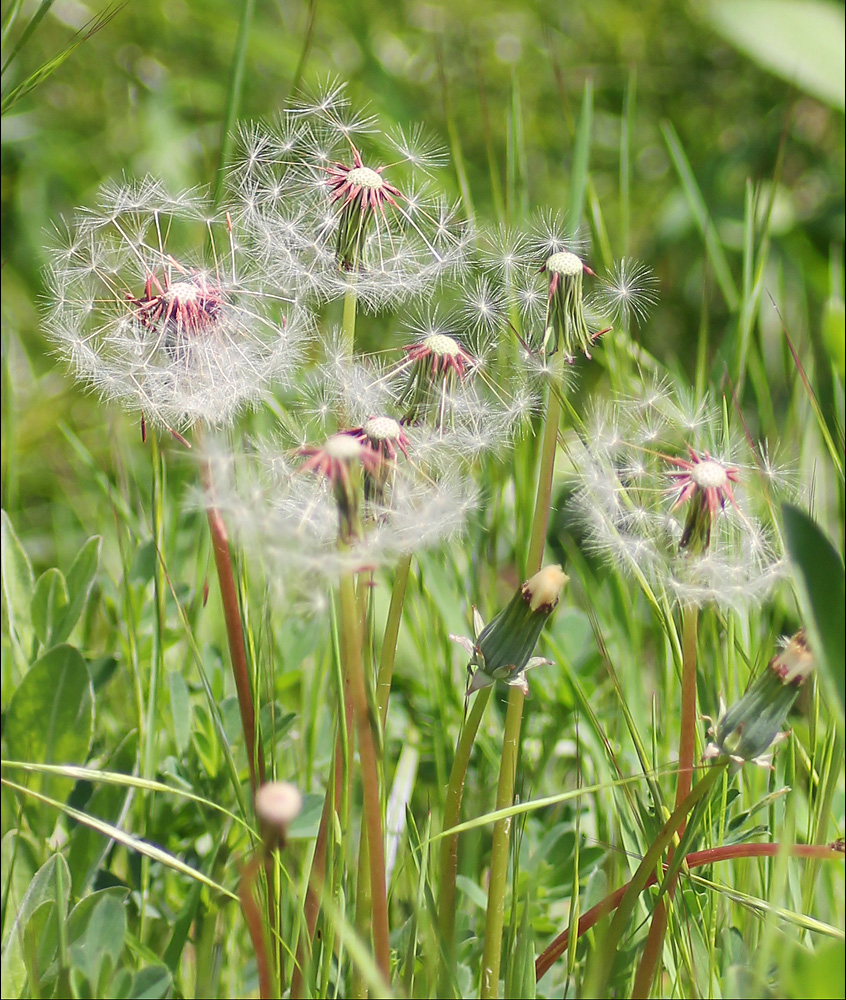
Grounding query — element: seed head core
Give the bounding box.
[423,333,462,357]
[690,460,731,490]
[363,416,403,442]
[346,166,384,190]
[545,251,583,277]
[323,433,365,462]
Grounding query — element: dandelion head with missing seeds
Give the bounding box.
[479,213,658,365]
[45,178,310,438]
[202,427,477,611]
[231,81,470,311]
[568,377,793,611]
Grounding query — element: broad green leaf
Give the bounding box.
[704,0,845,111]
[22,898,59,998]
[0,853,71,998]
[3,645,95,821]
[69,892,126,994]
[129,964,173,999]
[51,534,101,645]
[783,938,845,999]
[31,567,69,648]
[782,504,845,718]
[1,509,34,659]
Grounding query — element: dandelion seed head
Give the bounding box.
[568,380,791,611]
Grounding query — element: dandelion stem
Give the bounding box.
[240,854,274,1000]
[377,553,413,726]
[339,570,391,979]
[342,285,358,358]
[200,451,265,797]
[676,606,700,809]
[480,686,525,999]
[140,428,167,937]
[536,839,841,982]
[481,364,562,998]
[438,686,493,992]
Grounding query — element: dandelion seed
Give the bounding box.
[591,257,658,328]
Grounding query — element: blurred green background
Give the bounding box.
[2,0,844,561]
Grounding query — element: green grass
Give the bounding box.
[2,1,844,998]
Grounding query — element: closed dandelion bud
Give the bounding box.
[450,565,568,696]
[704,630,814,768]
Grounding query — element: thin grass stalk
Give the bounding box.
[535,840,842,982]
[480,369,562,998]
[339,570,391,979]
[630,606,700,995]
[377,553,413,726]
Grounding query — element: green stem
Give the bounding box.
[339,571,391,979]
[676,606,699,810]
[480,367,562,998]
[140,429,167,937]
[377,553,413,726]
[342,286,358,358]
[525,380,562,578]
[213,0,255,206]
[438,686,493,992]
[480,686,525,999]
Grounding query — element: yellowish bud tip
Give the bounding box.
[770,628,813,685]
[525,564,569,612]
[255,781,303,828]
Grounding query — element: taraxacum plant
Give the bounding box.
[232,82,469,311]
[45,178,309,438]
[569,378,791,610]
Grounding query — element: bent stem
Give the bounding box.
[480,368,562,999]
[586,761,728,997]
[630,604,699,997]
[535,840,842,982]
[339,570,391,979]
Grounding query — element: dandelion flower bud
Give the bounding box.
[450,565,568,696]
[703,630,813,768]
